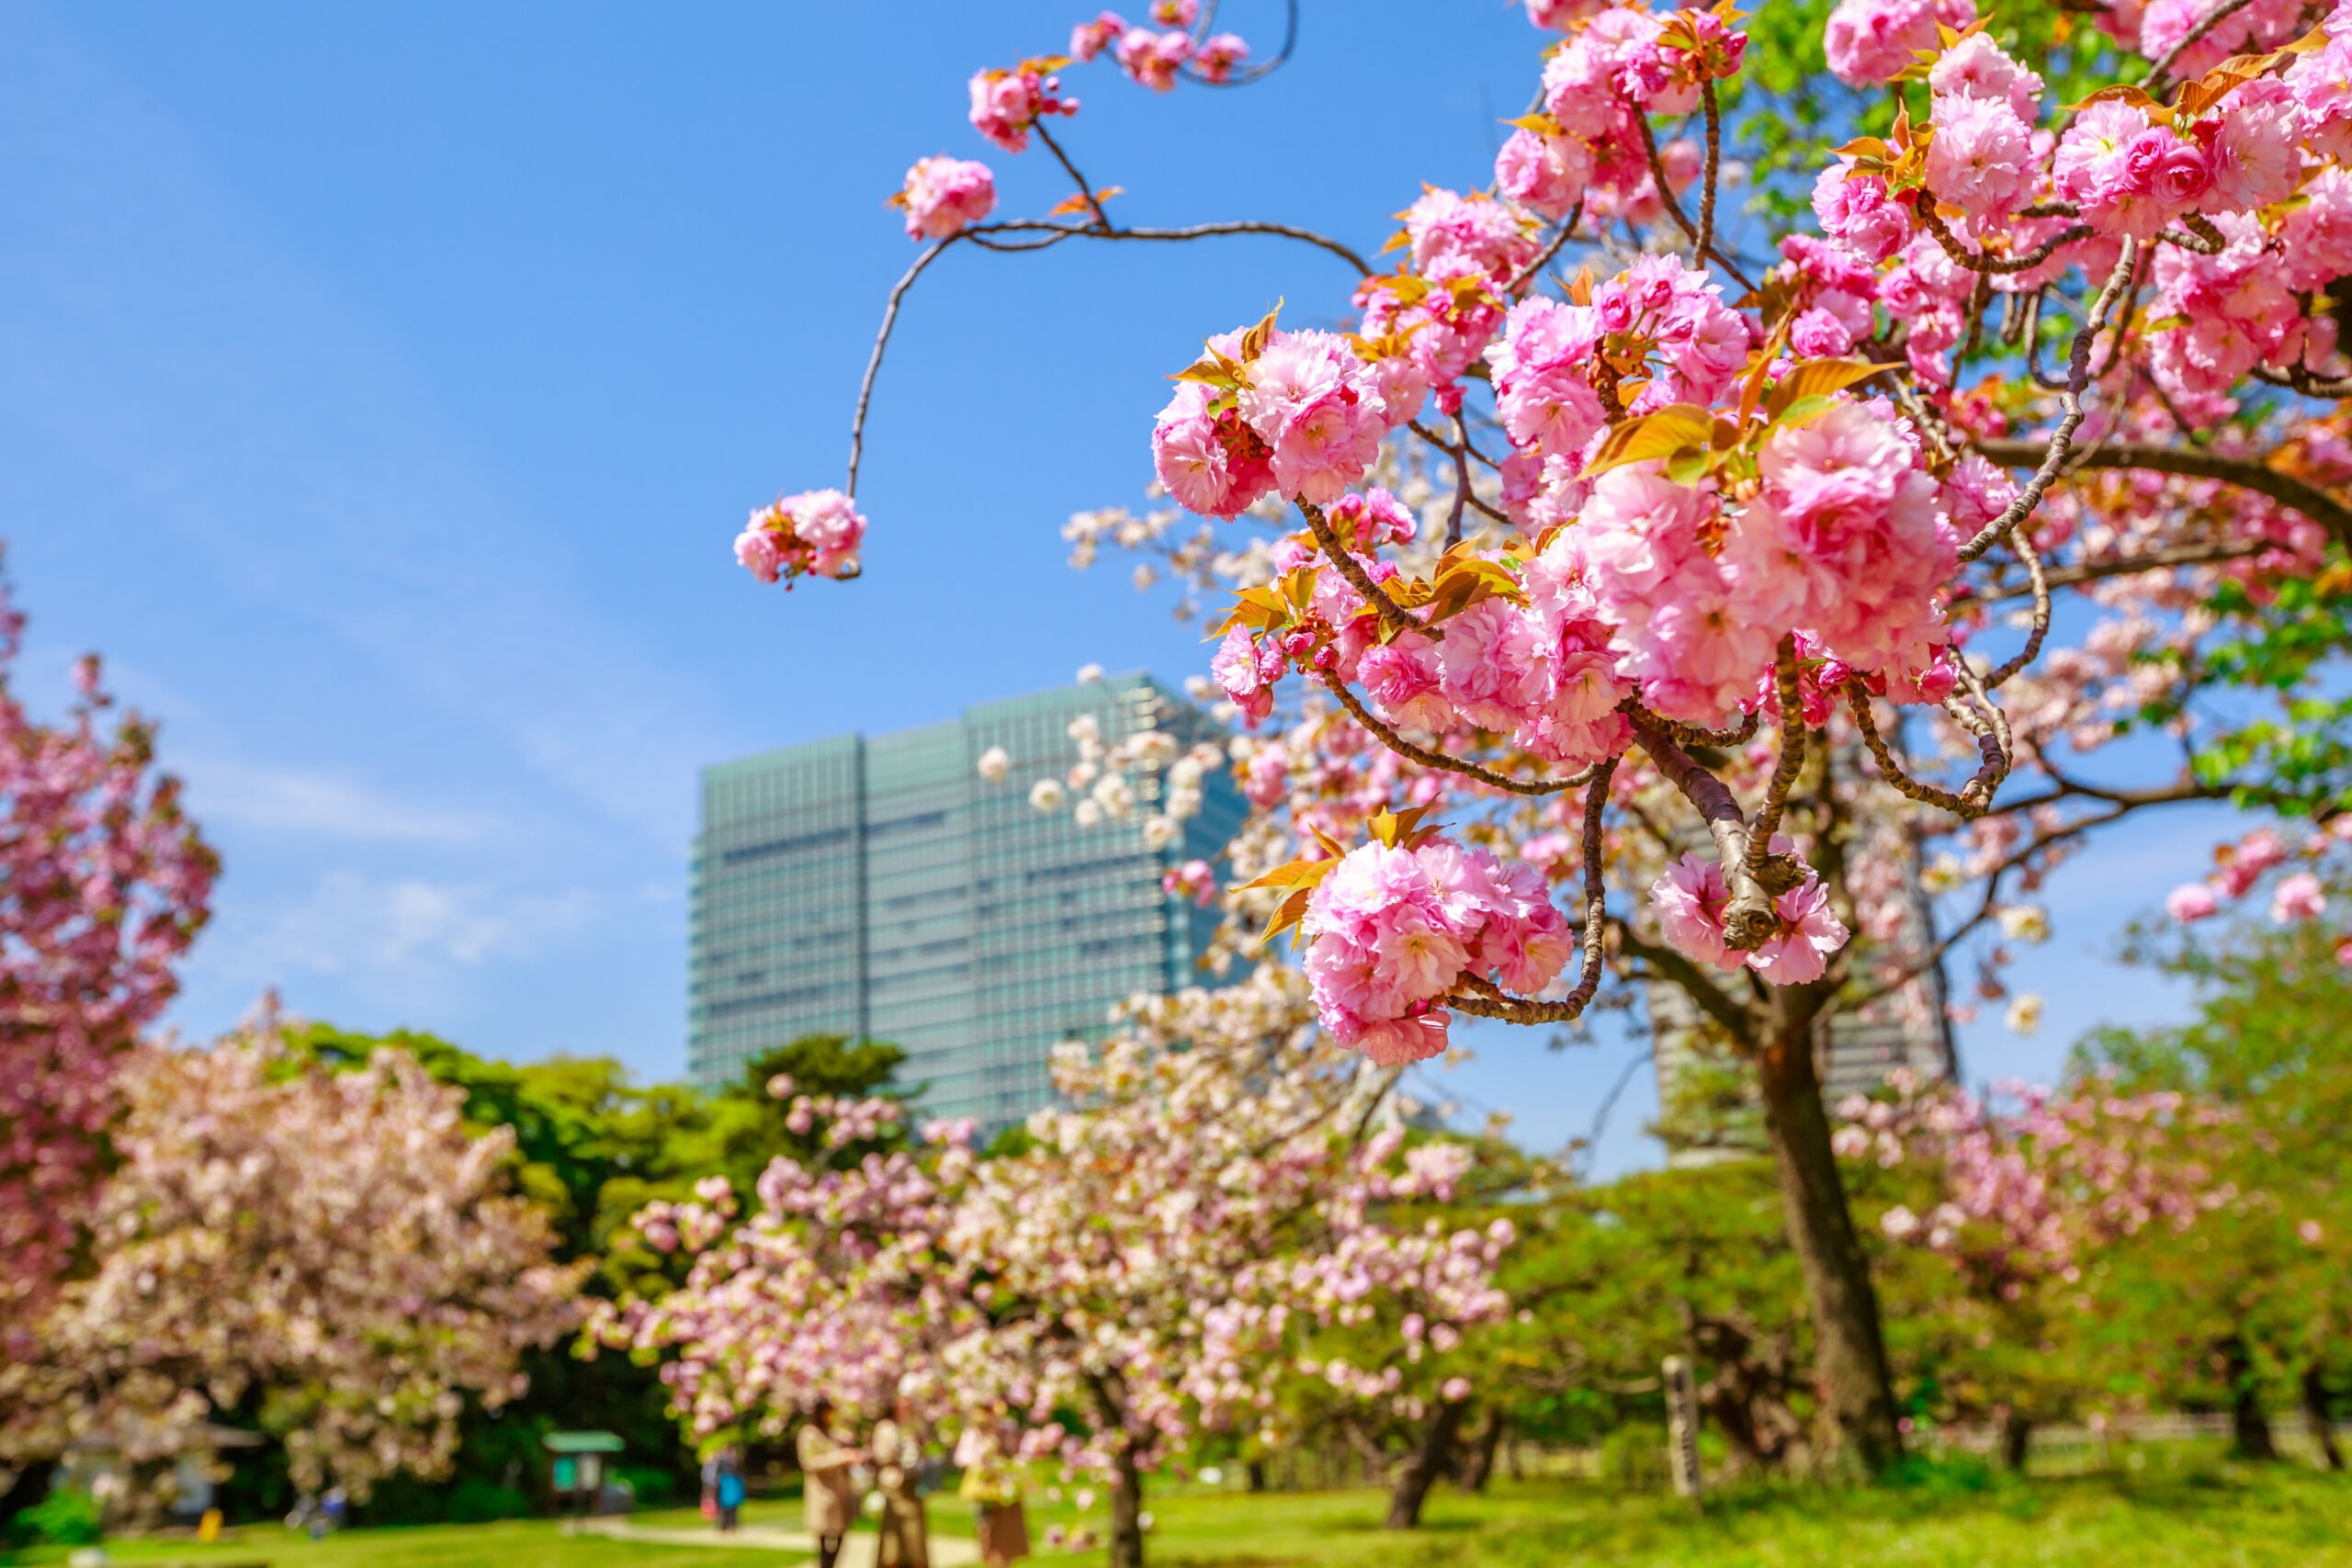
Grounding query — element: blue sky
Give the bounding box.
[0,1,2227,1176]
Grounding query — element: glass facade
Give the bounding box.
[688,675,1245,1125]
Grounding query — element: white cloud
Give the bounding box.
[227,873,596,977]
[183,757,498,845]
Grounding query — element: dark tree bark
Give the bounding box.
[1455,1408,1507,1493]
[1757,992,1904,1473]
[1086,1371,1149,1568]
[1245,1458,1267,1493]
[1384,1399,1467,1530]
[0,1459,59,1538]
[1995,1409,2033,1472]
[1685,1310,1804,1472]
[2302,1364,2343,1472]
[2222,1339,2278,1462]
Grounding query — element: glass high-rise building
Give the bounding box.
[687,674,1246,1125]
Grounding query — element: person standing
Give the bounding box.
[871,1394,931,1568]
[716,1447,746,1534]
[955,1411,1028,1568]
[797,1400,861,1568]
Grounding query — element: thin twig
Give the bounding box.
[1984,528,2051,689]
[1915,202,2093,276]
[1507,205,1585,297]
[1957,241,2142,564]
[1300,500,1419,638]
[1698,80,1723,266]
[1315,670,1593,797]
[1447,760,1619,1024]
[848,236,965,497]
[1033,120,1111,231]
[1970,434,2352,557]
[1746,636,1805,875]
[843,216,1370,498]
[2142,0,2262,96]
[1447,412,1473,547]
[1635,114,1758,295]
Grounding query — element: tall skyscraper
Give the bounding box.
[687,674,1246,1125]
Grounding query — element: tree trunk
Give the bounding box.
[1757,1000,1903,1473]
[1385,1399,1466,1530]
[2223,1339,2278,1462]
[1085,1370,1148,1568]
[0,1459,59,1538]
[1108,1445,1147,1568]
[1456,1409,1506,1493]
[1245,1458,1266,1493]
[1995,1409,2032,1472]
[2302,1364,2343,1472]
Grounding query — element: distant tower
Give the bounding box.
[687,674,1244,1130]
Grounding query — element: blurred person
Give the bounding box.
[956,1406,1028,1567]
[797,1400,860,1568]
[871,1391,930,1568]
[716,1446,746,1533]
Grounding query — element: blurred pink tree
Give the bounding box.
[0,1010,587,1506]
[0,556,215,1350]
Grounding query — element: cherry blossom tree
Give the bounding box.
[601,969,1510,1568]
[2077,893,2352,1465]
[944,973,1509,1562]
[1838,1070,2231,1465]
[0,1008,587,1508]
[732,0,2352,1469]
[588,1084,983,1450]
[0,557,215,1352]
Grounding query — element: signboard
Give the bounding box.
[1663,1354,1704,1500]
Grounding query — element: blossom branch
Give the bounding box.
[1971,435,2352,556]
[1957,241,2143,565]
[1636,113,1758,295]
[1747,635,1806,875]
[1631,717,1804,950]
[1299,499,1419,639]
[1913,201,2095,276]
[1314,669,1591,796]
[2141,0,2265,96]
[1442,757,1617,1024]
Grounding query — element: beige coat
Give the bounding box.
[870,1418,930,1568]
[797,1421,860,1537]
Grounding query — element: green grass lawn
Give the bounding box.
[9,1457,2348,1568]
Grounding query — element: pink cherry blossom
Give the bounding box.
[1114,27,1193,91]
[898,154,996,240]
[1825,0,1977,86]
[2166,883,2221,922]
[2271,870,2328,922]
[736,489,866,584]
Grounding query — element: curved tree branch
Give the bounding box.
[1972,436,2352,556]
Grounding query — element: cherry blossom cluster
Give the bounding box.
[2,1010,584,1500]
[1650,842,1850,986]
[733,489,866,585]
[895,154,998,240]
[0,561,215,1351]
[1295,832,1573,1064]
[2166,820,2352,963]
[882,5,1258,256]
